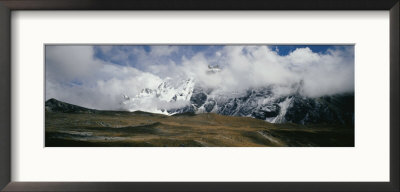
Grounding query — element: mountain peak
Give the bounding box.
[119,77,195,114]
[118,78,353,125]
[45,98,94,113]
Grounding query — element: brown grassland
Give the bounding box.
[45,110,354,147]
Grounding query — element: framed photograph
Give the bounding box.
[44,44,355,148]
[0,0,399,191]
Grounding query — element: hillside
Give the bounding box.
[45,99,354,147]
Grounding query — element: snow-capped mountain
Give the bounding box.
[120,71,354,125]
[169,85,354,125]
[120,78,195,115]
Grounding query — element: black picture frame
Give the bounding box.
[0,0,399,191]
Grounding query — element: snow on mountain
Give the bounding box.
[266,97,292,123]
[156,78,195,102]
[120,69,354,125]
[120,78,195,115]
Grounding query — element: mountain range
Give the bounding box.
[117,77,354,125]
[46,64,354,125]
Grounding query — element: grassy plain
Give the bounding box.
[45,111,354,147]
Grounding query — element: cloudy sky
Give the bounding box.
[46,45,354,110]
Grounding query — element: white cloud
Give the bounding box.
[177,46,354,97]
[46,46,163,110]
[46,45,354,110]
[149,45,178,57]
[45,46,101,83]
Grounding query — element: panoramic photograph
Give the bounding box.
[45,45,354,147]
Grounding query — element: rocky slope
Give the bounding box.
[118,78,354,125]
